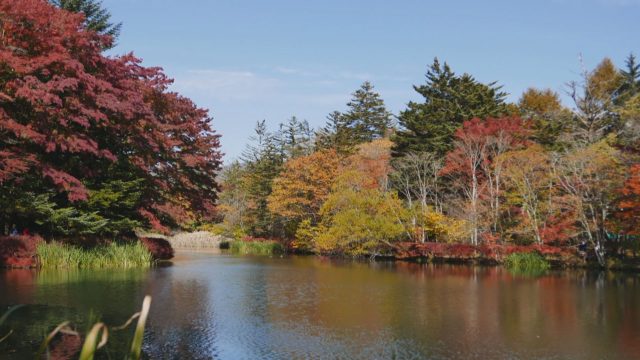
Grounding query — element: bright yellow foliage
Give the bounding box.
[314,170,407,256]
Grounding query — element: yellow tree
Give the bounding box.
[555,139,625,265]
[501,145,554,244]
[314,170,407,257]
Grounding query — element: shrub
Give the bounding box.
[0,235,43,268]
[140,237,174,260]
[229,240,284,256]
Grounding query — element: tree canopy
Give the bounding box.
[317,81,392,154]
[51,0,122,48]
[393,58,508,157]
[0,0,222,236]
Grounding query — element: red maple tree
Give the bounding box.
[0,0,222,232]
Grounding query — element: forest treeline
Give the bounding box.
[1,0,639,267]
[218,57,640,265]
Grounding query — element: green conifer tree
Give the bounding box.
[392,58,508,157]
[318,82,392,153]
[616,53,640,104]
[51,0,122,47]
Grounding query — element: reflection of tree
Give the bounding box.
[3,256,640,358]
[142,267,215,359]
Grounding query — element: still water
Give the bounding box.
[1,252,640,359]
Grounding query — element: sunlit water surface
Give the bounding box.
[1,252,640,359]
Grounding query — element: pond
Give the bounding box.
[1,252,640,359]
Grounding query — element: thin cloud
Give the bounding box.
[173,69,281,102]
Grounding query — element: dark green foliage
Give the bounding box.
[51,0,121,46]
[317,82,392,154]
[84,179,145,235]
[616,53,640,104]
[316,111,351,152]
[237,117,318,238]
[393,58,508,157]
[1,175,143,237]
[275,116,314,159]
[241,121,286,237]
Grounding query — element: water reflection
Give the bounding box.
[1,253,640,359]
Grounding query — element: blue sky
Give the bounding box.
[103,0,639,162]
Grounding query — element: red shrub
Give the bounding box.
[0,235,43,268]
[396,241,576,263]
[448,244,477,257]
[396,242,480,260]
[140,237,174,260]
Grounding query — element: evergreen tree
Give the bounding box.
[51,0,122,48]
[343,81,392,142]
[241,121,286,237]
[393,58,508,157]
[275,116,314,159]
[616,53,640,104]
[316,111,350,153]
[318,82,392,153]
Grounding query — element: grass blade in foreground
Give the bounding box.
[78,323,108,360]
[129,295,151,360]
[0,305,24,344]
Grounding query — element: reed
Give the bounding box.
[37,242,153,269]
[229,240,284,256]
[167,231,225,249]
[504,252,550,275]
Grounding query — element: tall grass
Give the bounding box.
[37,242,153,269]
[504,252,550,275]
[229,240,284,256]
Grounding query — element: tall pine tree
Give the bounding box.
[318,82,392,154]
[393,58,508,157]
[616,53,640,104]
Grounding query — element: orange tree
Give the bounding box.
[267,149,340,234]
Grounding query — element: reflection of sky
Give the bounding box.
[2,255,640,358]
[102,0,640,162]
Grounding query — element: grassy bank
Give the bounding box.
[229,240,284,256]
[37,242,153,269]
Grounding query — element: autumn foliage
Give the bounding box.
[140,237,175,260]
[0,235,43,268]
[618,165,640,235]
[267,149,340,222]
[0,0,222,236]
